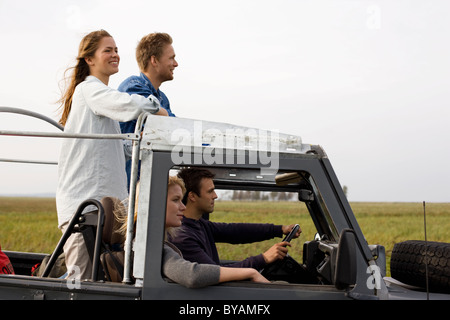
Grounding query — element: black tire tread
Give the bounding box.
[390,240,450,293]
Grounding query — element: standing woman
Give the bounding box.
[56,30,167,280]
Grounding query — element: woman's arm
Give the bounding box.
[80,77,167,121]
[163,244,270,288]
[163,244,221,288]
[219,267,270,284]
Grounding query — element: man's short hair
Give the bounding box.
[177,167,215,205]
[136,32,173,72]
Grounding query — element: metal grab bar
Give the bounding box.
[123,111,149,284]
[0,107,141,165]
[0,129,139,140]
[0,106,64,131]
[0,106,140,140]
[2,106,149,284]
[0,158,58,165]
[41,199,105,281]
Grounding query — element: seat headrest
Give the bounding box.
[101,197,126,247]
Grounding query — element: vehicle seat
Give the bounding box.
[99,196,126,283]
[41,197,127,282]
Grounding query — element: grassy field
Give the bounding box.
[1,197,449,276]
[0,197,61,253]
[211,201,450,276]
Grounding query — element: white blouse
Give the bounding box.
[56,76,160,227]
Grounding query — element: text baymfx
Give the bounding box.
[179,304,270,317]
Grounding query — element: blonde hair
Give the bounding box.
[115,175,186,238]
[166,175,186,238]
[168,175,186,194]
[58,30,112,126]
[136,32,173,72]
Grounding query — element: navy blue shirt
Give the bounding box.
[118,73,176,189]
[170,217,283,270]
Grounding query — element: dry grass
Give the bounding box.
[0,197,60,253]
[211,201,450,276]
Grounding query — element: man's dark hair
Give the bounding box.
[177,167,215,204]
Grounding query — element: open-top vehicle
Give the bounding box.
[1,107,449,300]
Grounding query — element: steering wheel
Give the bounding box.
[282,224,300,243]
[260,224,302,280]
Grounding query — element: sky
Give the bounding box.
[0,0,449,202]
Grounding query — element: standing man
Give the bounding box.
[118,33,178,188]
[171,167,302,270]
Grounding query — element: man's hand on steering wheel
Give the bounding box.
[262,242,291,264]
[261,223,304,280]
[282,224,302,239]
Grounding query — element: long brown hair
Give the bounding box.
[58,30,112,126]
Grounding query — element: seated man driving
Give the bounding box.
[170,168,301,270]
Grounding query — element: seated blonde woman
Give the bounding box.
[117,176,269,288]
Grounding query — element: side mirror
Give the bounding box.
[298,189,314,202]
[334,229,357,290]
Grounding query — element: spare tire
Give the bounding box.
[390,240,450,293]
